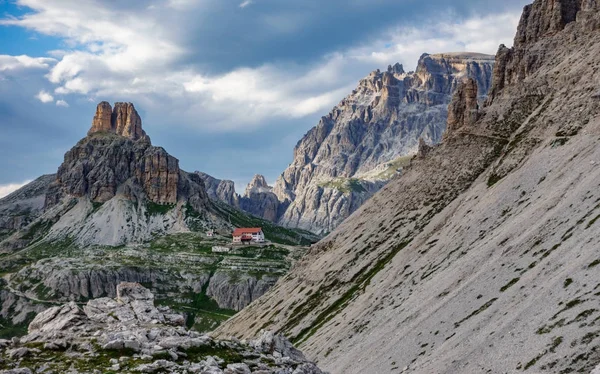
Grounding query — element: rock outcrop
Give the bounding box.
[239,175,281,222]
[196,171,239,207]
[0,175,55,245]
[9,256,281,312]
[269,53,495,233]
[445,78,479,136]
[196,172,284,222]
[50,102,192,207]
[88,101,149,142]
[216,1,600,373]
[0,283,325,373]
[0,102,219,248]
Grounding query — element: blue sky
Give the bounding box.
[0,0,530,196]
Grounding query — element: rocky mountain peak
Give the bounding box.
[36,102,213,246]
[272,52,495,233]
[217,3,600,372]
[387,62,405,74]
[515,0,597,47]
[489,0,598,103]
[245,174,272,195]
[88,101,150,142]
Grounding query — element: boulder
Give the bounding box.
[117,282,154,303]
[250,330,306,362]
[28,302,89,334]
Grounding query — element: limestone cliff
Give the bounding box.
[195,171,239,207]
[88,101,149,141]
[196,172,283,222]
[273,53,495,233]
[2,102,217,248]
[49,102,196,208]
[216,1,600,373]
[239,175,281,222]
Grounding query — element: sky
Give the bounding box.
[0,0,531,197]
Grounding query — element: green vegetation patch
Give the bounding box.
[487,173,502,187]
[91,201,104,213]
[155,282,236,333]
[588,259,600,268]
[523,336,563,371]
[21,220,52,241]
[551,298,585,320]
[292,240,412,345]
[454,298,498,328]
[318,178,367,194]
[146,201,175,216]
[183,343,245,365]
[0,312,36,339]
[212,201,318,245]
[500,277,520,292]
[374,155,414,180]
[586,214,600,229]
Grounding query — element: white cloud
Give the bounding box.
[0,181,31,199]
[56,99,69,107]
[346,11,520,70]
[0,55,55,71]
[35,90,54,103]
[2,1,520,132]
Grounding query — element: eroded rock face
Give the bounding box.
[49,135,182,205]
[196,171,240,207]
[88,101,149,142]
[273,53,495,233]
[0,283,325,374]
[206,272,278,311]
[240,175,281,222]
[0,101,216,247]
[9,257,278,312]
[90,101,113,134]
[445,78,479,136]
[136,147,180,204]
[47,102,209,210]
[490,0,599,101]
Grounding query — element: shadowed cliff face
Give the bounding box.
[271,53,495,234]
[48,102,207,209]
[216,1,600,373]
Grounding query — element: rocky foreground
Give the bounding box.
[0,282,324,374]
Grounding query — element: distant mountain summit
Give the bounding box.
[1,102,217,248]
[196,172,282,222]
[271,52,495,233]
[195,53,495,234]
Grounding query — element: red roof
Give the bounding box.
[232,227,263,236]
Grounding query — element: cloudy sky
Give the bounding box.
[0,0,530,197]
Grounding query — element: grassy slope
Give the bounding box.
[211,201,320,245]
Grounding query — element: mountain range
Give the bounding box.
[215,1,600,373]
[2,0,599,373]
[0,101,317,341]
[201,52,496,234]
